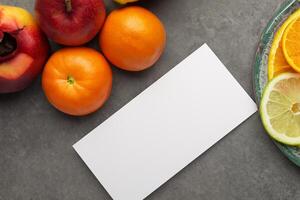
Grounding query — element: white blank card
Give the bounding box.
[73,43,257,200]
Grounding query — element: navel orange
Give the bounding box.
[99,6,166,71]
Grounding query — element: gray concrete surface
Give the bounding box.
[1,0,299,199]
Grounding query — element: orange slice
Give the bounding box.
[283,14,300,73]
[268,10,300,80]
[114,0,139,4]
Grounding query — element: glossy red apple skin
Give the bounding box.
[0,5,49,93]
[35,0,106,46]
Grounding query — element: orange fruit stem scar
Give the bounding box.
[67,75,75,85]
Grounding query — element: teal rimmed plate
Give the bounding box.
[254,0,300,166]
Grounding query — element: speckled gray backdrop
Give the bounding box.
[0,0,299,200]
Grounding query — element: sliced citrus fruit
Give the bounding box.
[260,73,300,146]
[114,0,139,4]
[283,15,300,73]
[268,10,300,80]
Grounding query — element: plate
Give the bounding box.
[253,0,300,166]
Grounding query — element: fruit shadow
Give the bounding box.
[0,77,41,103]
[0,90,25,102]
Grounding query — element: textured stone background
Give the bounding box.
[0,0,299,200]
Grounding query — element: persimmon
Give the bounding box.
[42,47,112,116]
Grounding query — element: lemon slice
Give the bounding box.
[260,73,300,146]
[268,9,300,80]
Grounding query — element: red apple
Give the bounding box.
[35,0,106,46]
[0,5,49,93]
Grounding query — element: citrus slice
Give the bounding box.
[283,15,300,73]
[114,0,139,4]
[260,73,300,146]
[268,10,300,80]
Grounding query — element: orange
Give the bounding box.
[268,9,300,80]
[42,47,112,116]
[283,15,300,73]
[99,6,166,71]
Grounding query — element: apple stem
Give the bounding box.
[65,0,72,13]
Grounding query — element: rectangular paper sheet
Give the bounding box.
[73,43,257,200]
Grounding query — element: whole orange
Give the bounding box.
[42,48,112,116]
[99,6,166,71]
